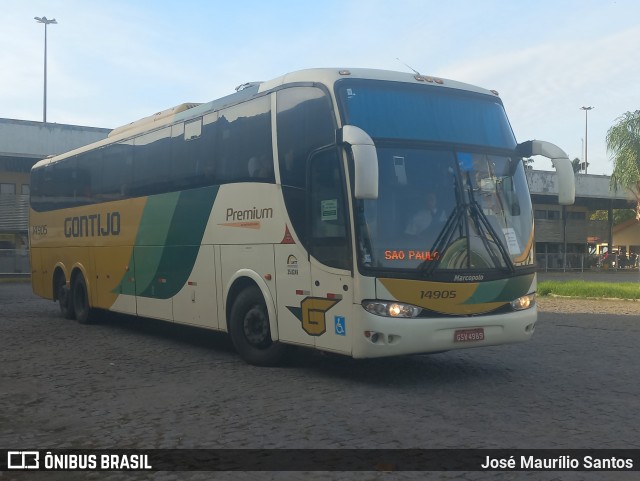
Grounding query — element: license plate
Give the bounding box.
[454,328,485,343]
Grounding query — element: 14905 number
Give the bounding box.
[420,290,457,299]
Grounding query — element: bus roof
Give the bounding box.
[257,67,496,97]
[32,68,499,170]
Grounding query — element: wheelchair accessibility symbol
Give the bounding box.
[334,316,346,336]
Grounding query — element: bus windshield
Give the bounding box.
[336,80,534,275]
[336,79,516,149]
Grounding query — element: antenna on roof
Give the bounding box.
[396,58,421,76]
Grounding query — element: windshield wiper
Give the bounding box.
[469,199,516,274]
[464,172,515,273]
[419,204,464,275]
[420,179,516,276]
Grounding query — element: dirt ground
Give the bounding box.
[537,296,640,315]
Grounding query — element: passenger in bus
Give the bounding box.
[405,191,446,236]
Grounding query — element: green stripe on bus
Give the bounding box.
[134,192,181,295]
[463,273,534,304]
[138,185,218,299]
[114,186,218,299]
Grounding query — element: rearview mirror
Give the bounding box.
[517,140,575,205]
[338,125,378,199]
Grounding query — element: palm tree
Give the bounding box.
[607,110,640,219]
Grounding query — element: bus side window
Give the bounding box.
[308,149,350,270]
[277,87,336,248]
[36,164,56,211]
[76,148,102,205]
[170,118,215,190]
[101,140,133,201]
[52,157,79,208]
[277,87,335,188]
[216,96,273,184]
[132,127,172,196]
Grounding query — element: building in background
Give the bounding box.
[527,170,633,270]
[599,218,640,268]
[0,118,109,273]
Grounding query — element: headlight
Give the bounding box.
[362,300,422,318]
[511,293,536,311]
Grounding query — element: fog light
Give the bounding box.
[511,293,536,311]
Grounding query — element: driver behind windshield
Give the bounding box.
[405,191,447,236]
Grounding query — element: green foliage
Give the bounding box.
[589,208,635,224]
[607,110,640,218]
[571,157,582,173]
[538,280,640,299]
[571,158,579,173]
[523,157,534,170]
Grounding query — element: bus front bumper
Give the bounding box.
[351,304,537,358]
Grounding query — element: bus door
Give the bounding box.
[307,149,353,355]
[274,241,314,348]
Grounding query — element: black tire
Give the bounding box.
[72,274,92,324]
[57,277,75,320]
[229,286,287,366]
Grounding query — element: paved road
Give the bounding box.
[1,282,639,481]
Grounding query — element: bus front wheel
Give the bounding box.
[72,274,92,324]
[229,286,287,366]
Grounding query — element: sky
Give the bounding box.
[2,0,640,175]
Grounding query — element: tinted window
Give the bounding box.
[101,140,133,201]
[76,148,102,205]
[277,87,335,188]
[336,79,516,149]
[30,97,274,210]
[53,158,78,208]
[217,96,273,183]
[31,165,50,211]
[308,149,351,270]
[276,87,336,248]
[132,127,172,196]
[170,117,217,191]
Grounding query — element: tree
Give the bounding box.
[523,157,534,170]
[571,157,581,173]
[590,208,635,224]
[607,110,640,219]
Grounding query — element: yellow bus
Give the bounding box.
[29,68,575,365]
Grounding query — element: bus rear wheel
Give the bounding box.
[229,286,287,366]
[72,274,93,324]
[57,275,75,320]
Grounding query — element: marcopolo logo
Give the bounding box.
[453,274,484,282]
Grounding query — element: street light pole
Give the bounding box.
[34,16,58,123]
[580,106,594,174]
